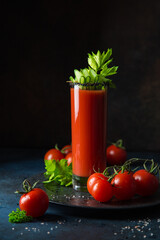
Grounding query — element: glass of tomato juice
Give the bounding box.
[70,83,107,191]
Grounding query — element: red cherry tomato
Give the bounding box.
[61,145,72,156]
[19,188,49,218]
[65,152,72,166]
[87,173,104,195]
[106,140,127,166]
[133,169,159,197]
[111,171,136,200]
[44,148,64,160]
[87,173,113,202]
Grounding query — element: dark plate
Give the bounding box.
[27,173,160,215]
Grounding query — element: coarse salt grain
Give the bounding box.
[136,228,141,232]
[57,221,63,225]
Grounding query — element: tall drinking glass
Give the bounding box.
[70,83,107,191]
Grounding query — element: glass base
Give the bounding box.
[72,174,88,192]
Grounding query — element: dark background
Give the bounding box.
[1,0,160,151]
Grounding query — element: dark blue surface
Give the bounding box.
[1,149,160,240]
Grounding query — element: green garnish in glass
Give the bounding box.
[69,49,118,89]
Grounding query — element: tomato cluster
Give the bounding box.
[44,144,72,166]
[87,160,159,203]
[87,173,113,202]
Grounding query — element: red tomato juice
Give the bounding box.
[71,86,107,177]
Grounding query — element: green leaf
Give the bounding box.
[74,69,83,82]
[43,159,72,187]
[92,50,101,68]
[100,67,109,77]
[44,159,56,172]
[86,75,91,83]
[106,66,118,76]
[96,50,101,67]
[8,208,33,223]
[101,66,118,77]
[89,68,97,80]
[101,51,105,61]
[101,48,112,65]
[81,68,90,78]
[80,76,86,84]
[98,75,107,83]
[69,76,75,82]
[95,75,99,83]
[88,54,98,72]
[101,58,113,69]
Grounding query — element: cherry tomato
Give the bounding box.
[133,169,159,197]
[65,152,72,166]
[111,171,136,200]
[87,173,104,195]
[87,173,113,202]
[106,140,127,166]
[44,148,64,160]
[19,188,49,218]
[61,145,72,156]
